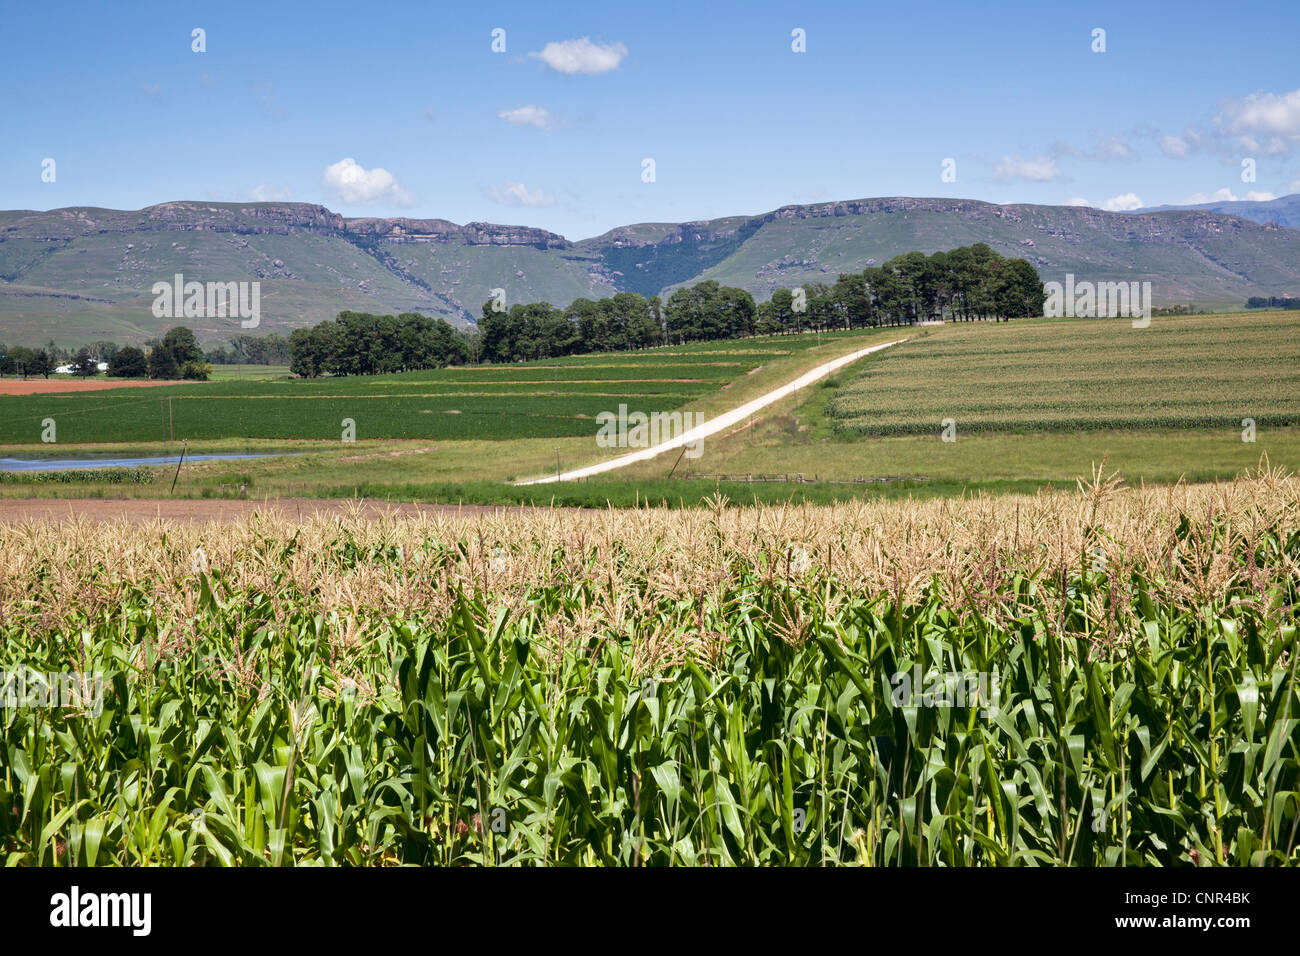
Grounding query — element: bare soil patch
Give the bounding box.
[0,378,187,395]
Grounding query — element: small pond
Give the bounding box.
[0,453,282,472]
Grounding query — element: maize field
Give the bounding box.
[1,462,1298,865]
[829,313,1300,436]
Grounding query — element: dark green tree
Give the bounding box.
[107,346,148,378]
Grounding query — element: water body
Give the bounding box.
[0,453,282,473]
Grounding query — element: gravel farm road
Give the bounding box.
[516,337,908,485]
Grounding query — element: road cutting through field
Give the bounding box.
[517,338,908,485]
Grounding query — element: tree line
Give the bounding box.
[1246,296,1300,310]
[288,311,469,378]
[0,329,271,380]
[474,243,1044,361]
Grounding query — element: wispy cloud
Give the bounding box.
[498,105,555,128]
[529,37,627,75]
[1051,134,1136,162]
[992,154,1059,182]
[1182,187,1276,204]
[1216,88,1300,155]
[249,184,292,202]
[253,81,286,120]
[486,181,556,207]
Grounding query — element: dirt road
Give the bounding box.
[516,337,908,484]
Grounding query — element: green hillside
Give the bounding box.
[651,201,1300,305]
[3,197,1299,347]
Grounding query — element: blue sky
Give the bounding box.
[3,0,1299,239]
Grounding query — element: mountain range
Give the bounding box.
[2,195,1298,346]
[1133,193,1300,229]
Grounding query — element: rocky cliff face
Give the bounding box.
[0,202,572,248]
[458,222,570,248]
[343,217,463,240]
[139,202,346,234]
[343,217,569,248]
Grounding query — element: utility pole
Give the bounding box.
[170,440,187,494]
[555,447,561,481]
[667,445,687,479]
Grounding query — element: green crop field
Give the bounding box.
[828,312,1300,436]
[0,331,877,445]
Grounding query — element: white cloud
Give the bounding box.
[1160,134,1190,158]
[486,181,556,208]
[1217,88,1300,154]
[249,184,291,202]
[529,37,627,75]
[1065,197,1092,206]
[1101,193,1144,211]
[992,154,1059,182]
[1290,178,1300,194]
[497,105,554,128]
[1050,134,1135,162]
[1094,135,1136,161]
[323,158,412,205]
[1182,188,1277,204]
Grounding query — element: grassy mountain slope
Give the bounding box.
[3,197,1300,346]
[654,200,1300,306]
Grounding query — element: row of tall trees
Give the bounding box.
[756,245,1044,333]
[0,339,121,378]
[0,328,227,379]
[1246,296,1300,310]
[0,345,55,378]
[138,326,211,380]
[477,292,668,362]
[477,283,766,360]
[475,244,1044,358]
[288,311,469,378]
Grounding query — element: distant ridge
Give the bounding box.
[2,196,1299,344]
[1132,193,1300,229]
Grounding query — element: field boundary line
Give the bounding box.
[517,338,908,484]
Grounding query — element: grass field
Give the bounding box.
[2,469,1296,865]
[206,364,292,381]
